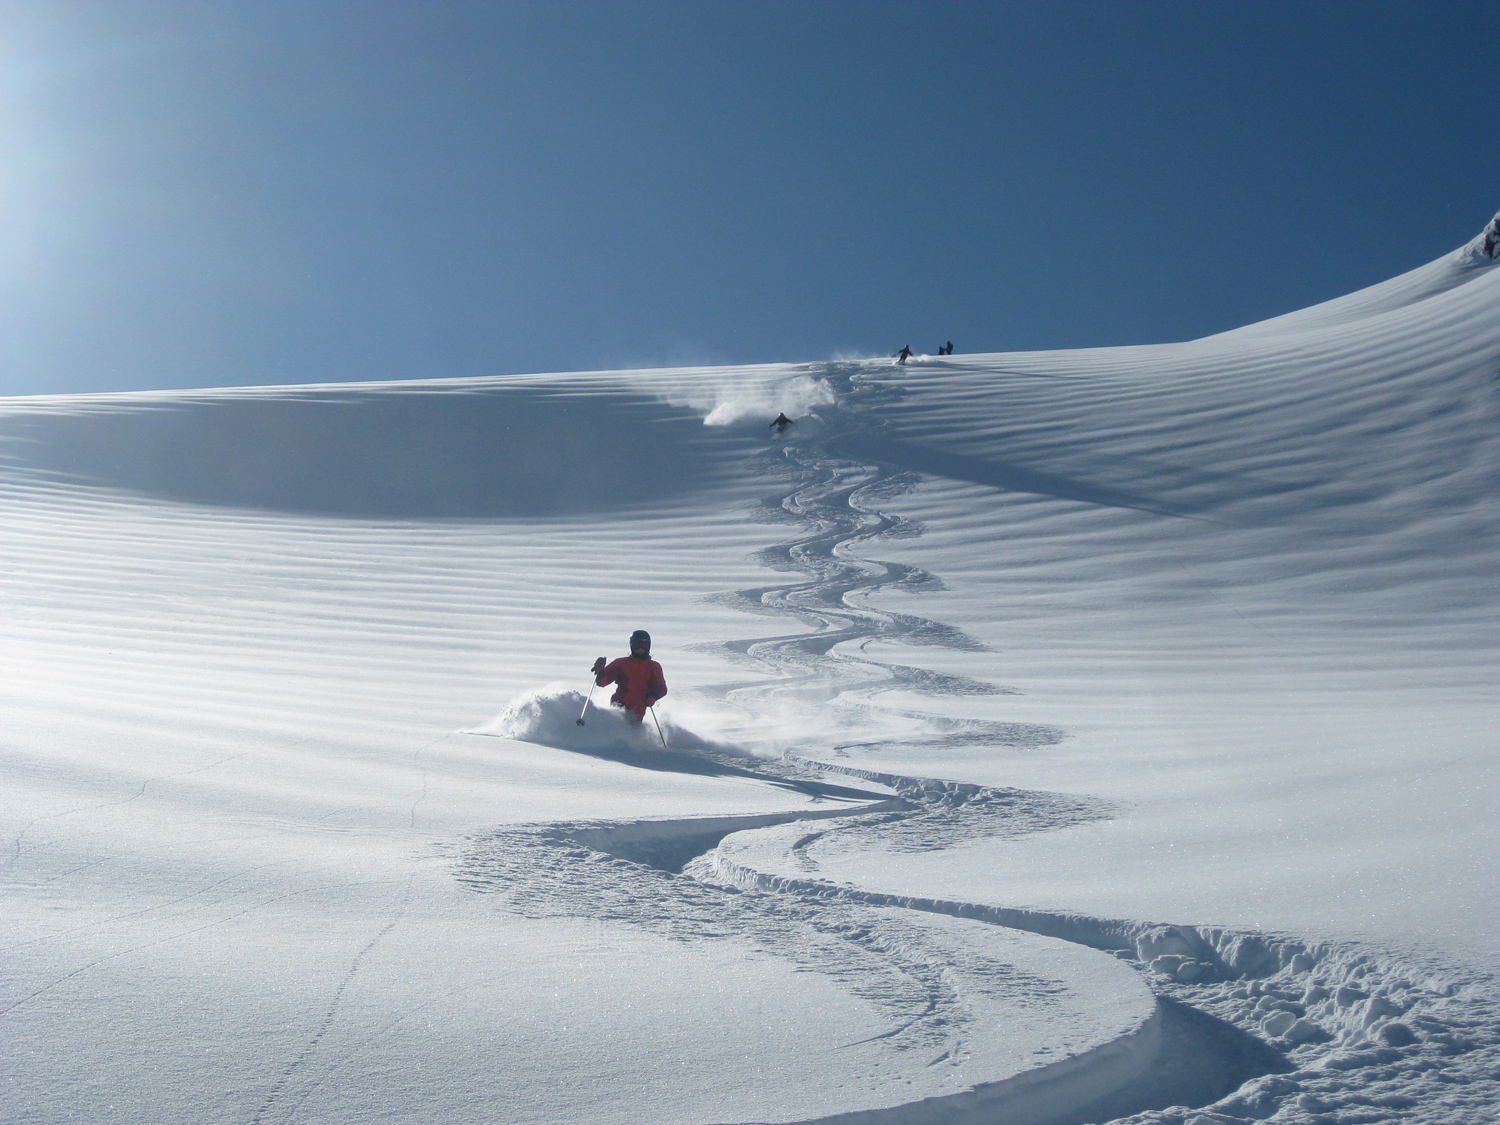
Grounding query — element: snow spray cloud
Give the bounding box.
[473,686,658,753]
[700,374,836,427]
[473,686,754,759]
[632,368,838,428]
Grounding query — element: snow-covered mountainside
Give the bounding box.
[3,216,1497,1124]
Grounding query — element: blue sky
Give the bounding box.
[2,1,1496,396]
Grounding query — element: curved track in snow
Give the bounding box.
[466,364,1500,1124]
[697,381,1062,758]
[463,379,1269,1123]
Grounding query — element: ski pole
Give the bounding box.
[648,705,668,749]
[576,684,595,726]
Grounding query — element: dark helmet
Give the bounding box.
[629,629,651,655]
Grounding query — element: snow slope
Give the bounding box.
[3,216,1497,1124]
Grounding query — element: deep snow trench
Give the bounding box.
[470,376,1500,1125]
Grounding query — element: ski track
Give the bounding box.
[251,881,411,1125]
[459,368,1500,1125]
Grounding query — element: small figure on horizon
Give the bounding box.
[897,345,914,365]
[941,341,954,355]
[770,412,795,437]
[591,630,667,724]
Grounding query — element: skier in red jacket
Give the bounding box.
[591,630,667,722]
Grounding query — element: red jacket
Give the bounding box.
[596,656,667,719]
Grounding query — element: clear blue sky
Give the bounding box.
[2,1,1496,396]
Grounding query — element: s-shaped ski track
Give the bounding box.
[462,364,1500,1125]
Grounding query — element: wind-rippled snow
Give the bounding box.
[3,216,1498,1124]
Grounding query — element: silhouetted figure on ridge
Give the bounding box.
[897,345,914,365]
[1477,212,1500,259]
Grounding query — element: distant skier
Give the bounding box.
[897,345,914,365]
[941,341,954,355]
[591,630,667,723]
[770,412,795,437]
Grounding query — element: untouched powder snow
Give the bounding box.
[3,215,1498,1123]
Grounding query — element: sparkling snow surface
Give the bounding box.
[4,225,1498,1123]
